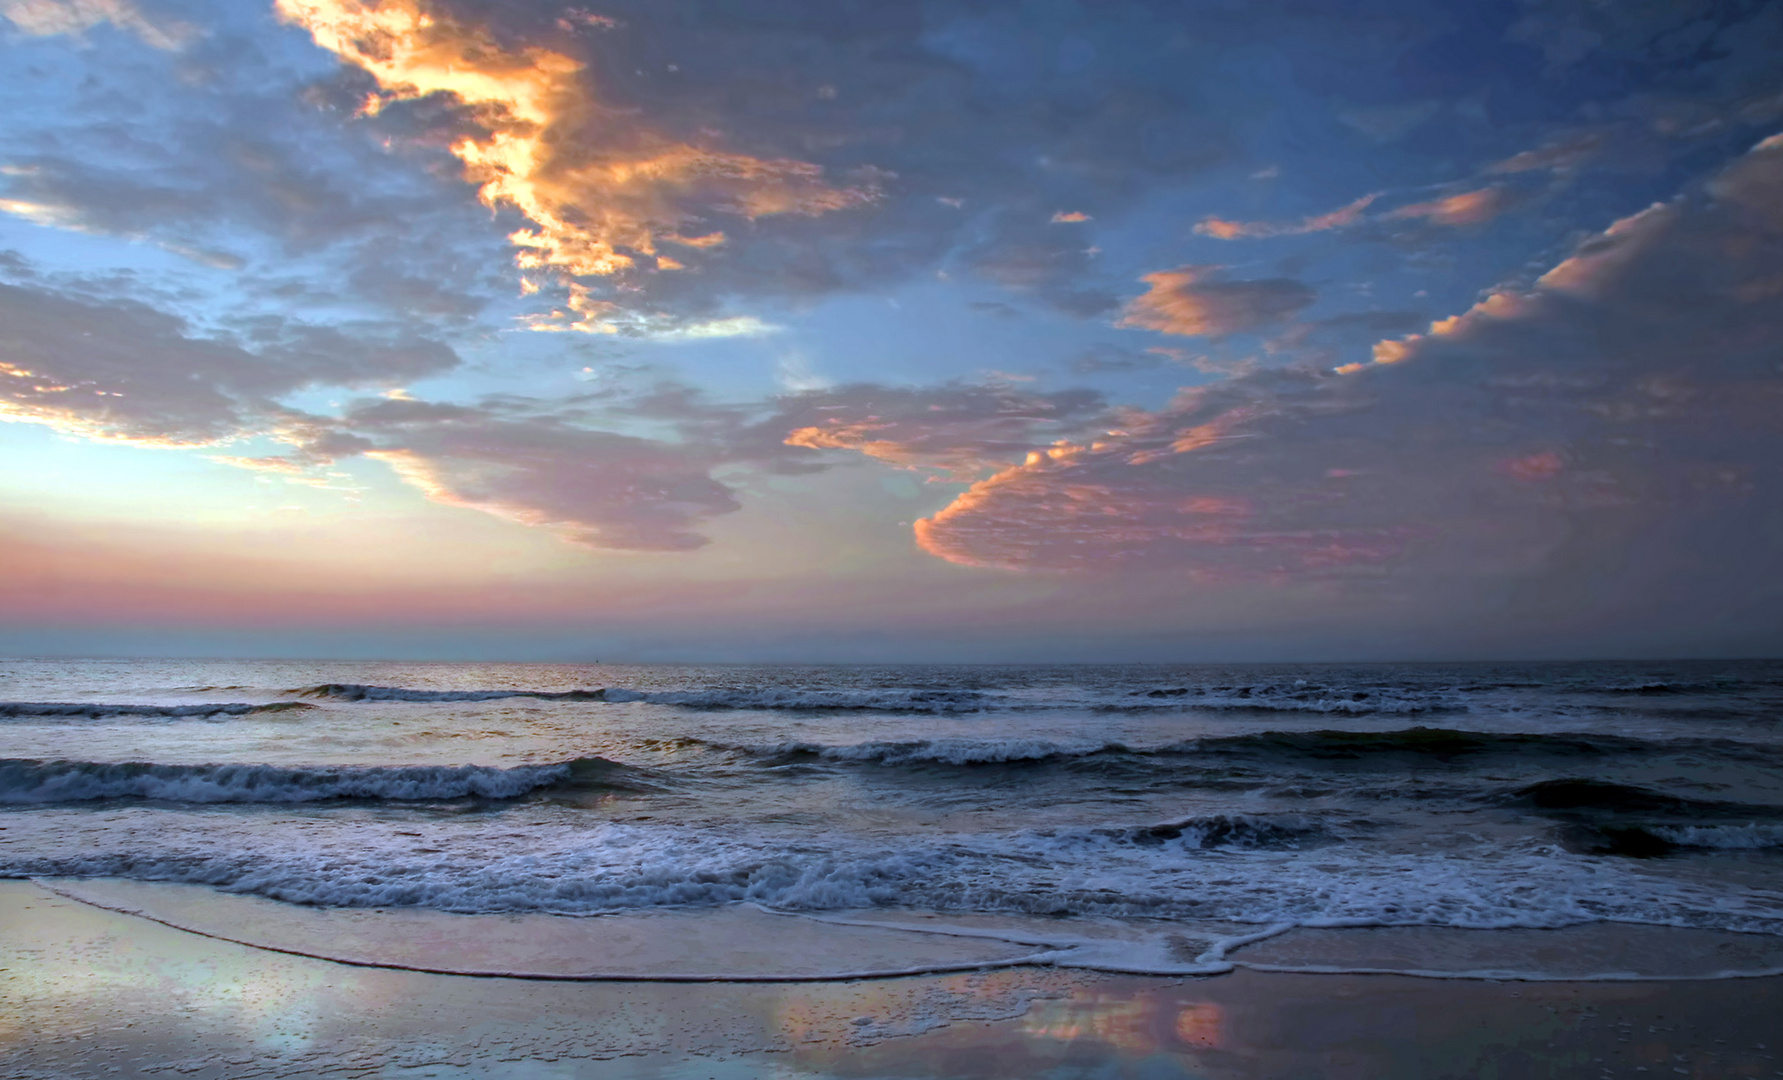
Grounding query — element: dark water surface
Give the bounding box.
[4,658,1781,972]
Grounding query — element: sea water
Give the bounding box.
[4,658,1782,976]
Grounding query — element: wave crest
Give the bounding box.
[1082,814,1327,850]
[294,684,615,703]
[0,702,315,721]
[733,737,1126,767]
[0,756,634,804]
[1130,684,1452,714]
[291,683,986,712]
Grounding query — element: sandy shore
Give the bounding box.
[6,880,1782,1079]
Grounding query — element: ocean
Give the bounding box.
[4,657,1782,978]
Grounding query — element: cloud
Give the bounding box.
[1490,133,1605,175]
[912,135,1783,606]
[1712,134,1783,232]
[219,379,1111,552]
[276,0,878,294]
[912,370,1418,574]
[0,0,194,49]
[962,234,1091,290]
[0,39,516,327]
[1195,187,1505,240]
[351,401,738,552]
[0,275,457,446]
[1115,266,1315,339]
[4,0,1262,332]
[526,304,783,340]
[1382,187,1507,227]
[1068,345,1173,375]
[958,222,1121,319]
[1194,193,1380,240]
[762,383,1108,480]
[251,397,741,552]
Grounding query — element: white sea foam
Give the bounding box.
[6,812,1781,938]
[294,681,1444,714]
[635,688,991,712]
[1653,824,1783,850]
[739,737,1129,765]
[1127,685,1453,714]
[292,683,991,712]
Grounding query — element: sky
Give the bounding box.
[2,0,1781,662]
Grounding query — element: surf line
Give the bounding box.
[37,881,1783,984]
[754,904,1275,975]
[33,880,1075,983]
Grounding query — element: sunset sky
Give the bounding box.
[3,0,1781,661]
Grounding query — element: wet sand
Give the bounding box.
[6,880,1783,1079]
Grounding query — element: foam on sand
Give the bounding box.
[39,879,1052,981]
[39,878,1783,983]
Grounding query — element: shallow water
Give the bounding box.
[3,658,1782,976]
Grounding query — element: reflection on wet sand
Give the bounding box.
[1022,993,1224,1055]
[9,881,1783,1079]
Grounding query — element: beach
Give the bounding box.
[8,880,1783,1079]
[6,659,1783,1077]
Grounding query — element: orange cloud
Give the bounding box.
[1051,210,1092,223]
[913,393,1312,573]
[1533,205,1672,297]
[912,439,1409,576]
[1194,192,1380,239]
[1342,291,1537,375]
[1504,451,1564,480]
[276,0,877,308]
[914,139,1783,587]
[1383,187,1505,226]
[1117,266,1314,338]
[1489,133,1603,175]
[773,384,1107,479]
[785,423,934,468]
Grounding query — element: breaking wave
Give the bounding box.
[1506,778,1783,819]
[691,737,1130,767]
[294,684,616,703]
[629,688,989,712]
[0,756,640,805]
[292,683,988,712]
[0,701,314,721]
[1073,814,1329,850]
[1128,683,1454,714]
[663,728,1771,773]
[1652,824,1783,850]
[10,816,1780,934]
[1503,779,1783,858]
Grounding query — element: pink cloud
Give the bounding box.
[761,383,1107,480]
[1383,187,1507,227]
[1193,192,1380,240]
[911,137,1783,590]
[1116,266,1315,338]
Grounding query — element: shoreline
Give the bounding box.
[9,880,1783,1079]
[32,877,1783,984]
